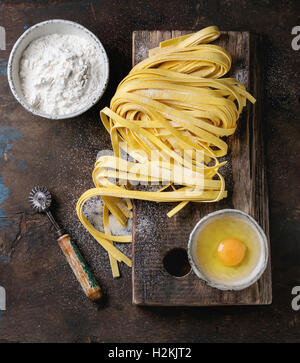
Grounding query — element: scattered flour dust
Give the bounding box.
[82,196,133,236]
[19,33,104,116]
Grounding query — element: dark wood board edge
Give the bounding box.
[249,33,272,304]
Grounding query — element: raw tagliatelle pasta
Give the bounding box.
[76,26,256,277]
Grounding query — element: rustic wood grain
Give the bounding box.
[132,30,271,306]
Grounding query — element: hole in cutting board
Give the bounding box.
[163,248,191,277]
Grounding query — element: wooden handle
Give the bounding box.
[57,234,102,301]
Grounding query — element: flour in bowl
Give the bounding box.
[19,33,104,116]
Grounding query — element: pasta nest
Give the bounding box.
[77,26,255,277]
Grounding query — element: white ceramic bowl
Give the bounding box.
[7,19,109,119]
[187,209,269,291]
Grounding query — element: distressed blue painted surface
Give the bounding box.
[0,175,10,227]
[0,126,23,157]
[0,253,9,262]
[0,126,24,227]
[0,58,7,76]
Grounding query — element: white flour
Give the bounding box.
[83,196,133,236]
[19,33,103,116]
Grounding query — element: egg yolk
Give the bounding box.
[217,238,246,267]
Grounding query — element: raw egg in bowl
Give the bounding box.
[187,209,269,291]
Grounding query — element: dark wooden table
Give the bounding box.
[0,0,299,343]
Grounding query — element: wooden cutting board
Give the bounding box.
[132,30,271,306]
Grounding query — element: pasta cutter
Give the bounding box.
[29,186,102,301]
